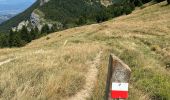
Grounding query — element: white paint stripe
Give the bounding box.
[112,83,128,91]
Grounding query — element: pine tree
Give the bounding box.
[30,28,37,40]
[96,9,110,23]
[41,24,50,34]
[0,34,9,47]
[20,26,31,42]
[123,4,133,15]
[9,29,24,47]
[77,16,86,25]
[9,29,15,47]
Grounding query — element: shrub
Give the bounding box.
[151,45,161,52]
[46,37,50,40]
[76,16,87,25]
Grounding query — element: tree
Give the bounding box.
[0,34,9,47]
[77,16,87,25]
[30,27,39,40]
[41,24,50,34]
[20,26,31,42]
[9,29,15,47]
[9,29,24,47]
[96,9,110,23]
[168,0,170,4]
[123,4,134,15]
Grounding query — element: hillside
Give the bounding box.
[0,1,39,33]
[0,1,170,100]
[0,0,131,34]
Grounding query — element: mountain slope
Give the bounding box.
[0,1,39,33]
[0,0,130,33]
[0,0,103,33]
[0,1,170,100]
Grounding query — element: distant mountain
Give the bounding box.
[0,0,36,15]
[0,0,37,32]
[0,0,113,33]
[0,14,15,24]
[0,0,35,24]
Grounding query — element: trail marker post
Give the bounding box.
[105,54,131,100]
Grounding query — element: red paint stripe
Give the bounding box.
[111,90,128,99]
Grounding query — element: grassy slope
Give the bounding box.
[0,1,170,100]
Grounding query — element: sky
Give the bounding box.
[0,0,36,15]
[0,0,35,4]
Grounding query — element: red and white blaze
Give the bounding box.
[111,83,128,99]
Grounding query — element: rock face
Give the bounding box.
[12,20,29,31]
[30,11,63,31]
[100,0,113,7]
[13,0,113,32]
[30,12,43,30]
[40,0,50,6]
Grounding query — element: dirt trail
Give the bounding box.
[0,58,15,66]
[69,51,102,100]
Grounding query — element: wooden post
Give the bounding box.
[105,54,131,100]
[105,55,113,100]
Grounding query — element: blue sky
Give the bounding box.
[0,0,36,15]
[0,0,35,4]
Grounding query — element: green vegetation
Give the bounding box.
[0,0,137,47]
[0,24,57,47]
[38,0,136,26]
[0,1,39,33]
[0,1,170,99]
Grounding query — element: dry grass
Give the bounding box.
[0,1,170,100]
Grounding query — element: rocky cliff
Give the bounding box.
[0,0,118,33]
[40,0,50,6]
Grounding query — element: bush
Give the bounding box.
[151,45,161,52]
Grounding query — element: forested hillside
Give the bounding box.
[0,0,167,48]
[0,0,137,48]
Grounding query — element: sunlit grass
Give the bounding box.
[0,1,170,100]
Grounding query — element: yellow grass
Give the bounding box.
[0,1,170,100]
